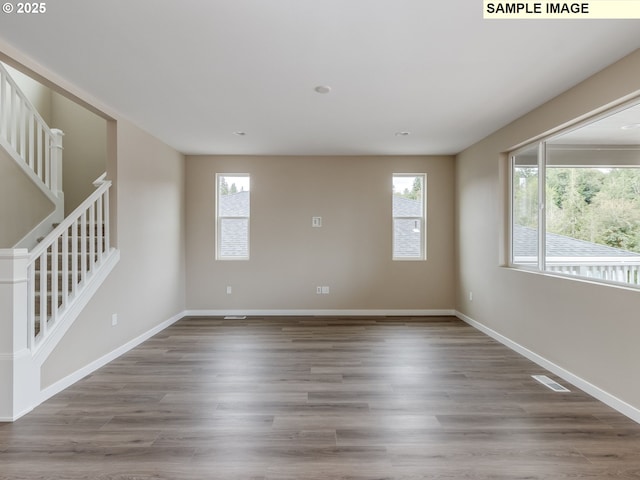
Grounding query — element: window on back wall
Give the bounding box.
[510,99,640,288]
[216,173,250,260]
[393,174,426,260]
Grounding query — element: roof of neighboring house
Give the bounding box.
[393,195,422,217]
[513,225,640,258]
[218,191,250,257]
[393,195,423,258]
[219,190,249,217]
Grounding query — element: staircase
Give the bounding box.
[29,178,112,350]
[0,63,119,421]
[0,63,65,249]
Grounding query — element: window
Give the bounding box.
[393,174,426,260]
[510,100,640,287]
[512,144,540,267]
[216,174,250,260]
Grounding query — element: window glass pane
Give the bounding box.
[393,174,425,260]
[218,175,250,212]
[219,188,250,217]
[545,166,640,284]
[217,174,250,260]
[393,218,422,258]
[510,100,640,287]
[219,218,249,258]
[542,101,640,286]
[393,176,423,216]
[512,145,539,266]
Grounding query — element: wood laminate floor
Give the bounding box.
[2,316,640,479]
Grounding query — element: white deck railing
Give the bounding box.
[27,177,112,351]
[547,262,640,286]
[0,63,63,198]
[514,255,640,286]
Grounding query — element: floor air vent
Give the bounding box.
[532,375,570,392]
[224,315,247,320]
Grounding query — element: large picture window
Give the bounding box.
[216,174,250,260]
[510,100,640,287]
[393,174,426,260]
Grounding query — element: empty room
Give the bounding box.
[1,2,640,478]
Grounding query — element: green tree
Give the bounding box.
[586,169,640,252]
[408,176,422,200]
[230,183,238,194]
[513,167,538,228]
[546,167,640,253]
[394,176,423,200]
[219,177,229,195]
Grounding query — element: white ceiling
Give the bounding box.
[0,1,639,156]
[549,102,640,145]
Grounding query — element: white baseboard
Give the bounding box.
[39,311,184,404]
[184,309,456,317]
[455,310,640,425]
[0,405,33,422]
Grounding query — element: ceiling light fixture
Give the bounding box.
[314,85,331,94]
[233,131,247,136]
[621,123,640,130]
[395,131,411,136]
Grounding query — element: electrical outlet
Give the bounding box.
[321,286,330,294]
[312,217,322,227]
[111,313,118,326]
[226,286,232,295]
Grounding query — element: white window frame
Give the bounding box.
[216,173,250,261]
[508,96,640,289]
[510,142,544,270]
[392,173,427,261]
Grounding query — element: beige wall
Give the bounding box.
[41,118,186,388]
[456,49,640,408]
[2,62,106,216]
[0,63,55,247]
[2,63,52,125]
[186,155,455,311]
[0,149,53,247]
[51,92,107,214]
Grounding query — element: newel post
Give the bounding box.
[0,249,38,422]
[50,129,64,199]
